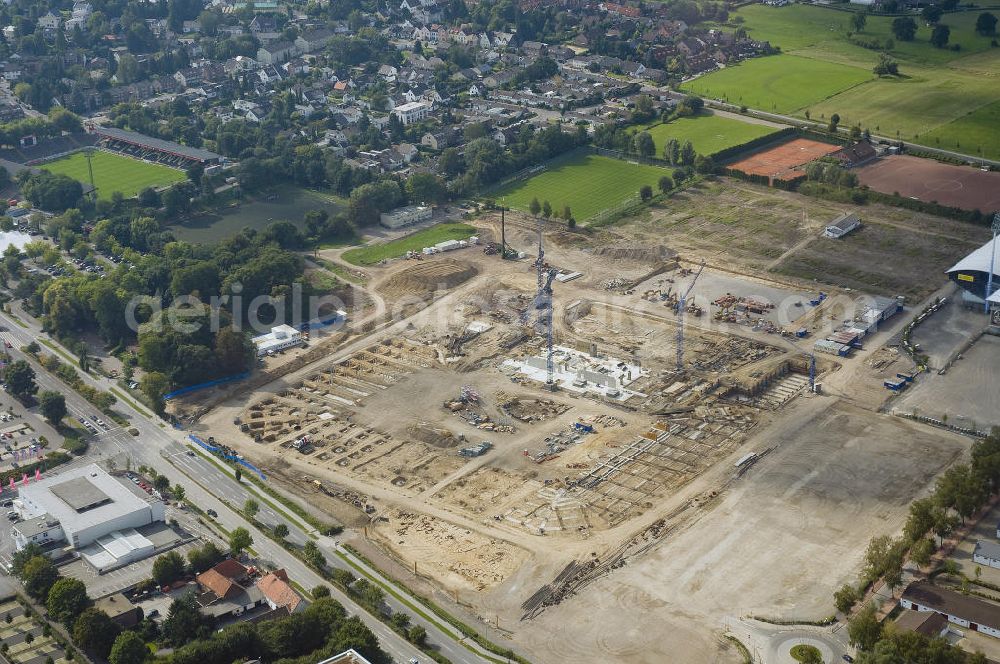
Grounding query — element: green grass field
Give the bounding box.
[493,152,670,222]
[688,4,1000,158]
[40,150,186,200]
[632,113,781,156]
[341,222,475,266]
[682,54,872,113]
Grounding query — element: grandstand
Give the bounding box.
[0,132,98,166]
[91,126,221,168]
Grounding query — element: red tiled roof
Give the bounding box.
[257,570,302,612]
[197,568,239,599]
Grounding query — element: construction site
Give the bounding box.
[190,185,987,664]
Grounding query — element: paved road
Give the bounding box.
[0,311,495,664]
[729,616,853,664]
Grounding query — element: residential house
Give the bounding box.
[38,12,61,30]
[894,610,949,638]
[257,41,298,66]
[94,593,143,628]
[295,28,335,53]
[257,569,305,614]
[831,141,877,168]
[901,581,1000,639]
[421,127,458,150]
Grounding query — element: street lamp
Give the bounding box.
[986,212,1000,315]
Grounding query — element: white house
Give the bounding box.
[901,581,1000,639]
[974,540,1000,570]
[38,12,61,29]
[393,100,431,125]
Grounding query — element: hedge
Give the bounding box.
[712,126,797,162]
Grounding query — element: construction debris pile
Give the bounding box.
[443,385,517,433]
[523,421,597,464]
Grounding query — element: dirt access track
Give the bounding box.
[857,155,1000,212]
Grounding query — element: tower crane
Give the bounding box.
[675,260,705,372]
[535,268,558,388]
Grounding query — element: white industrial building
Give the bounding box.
[823,212,861,239]
[392,101,431,125]
[12,464,164,553]
[379,205,432,229]
[503,346,648,401]
[252,324,304,356]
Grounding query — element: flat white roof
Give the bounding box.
[19,464,155,533]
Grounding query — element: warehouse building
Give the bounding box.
[12,464,164,552]
[974,540,1000,570]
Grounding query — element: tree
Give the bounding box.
[140,372,169,416]
[152,551,187,587]
[408,625,427,646]
[20,556,59,600]
[640,185,653,201]
[828,113,841,133]
[910,538,935,567]
[930,23,951,48]
[312,585,330,598]
[5,360,37,400]
[11,544,44,576]
[529,197,541,216]
[883,549,904,592]
[405,172,445,205]
[664,138,680,166]
[873,53,899,76]
[892,16,917,41]
[976,12,998,35]
[38,391,66,425]
[922,4,943,23]
[162,593,204,647]
[109,631,147,664]
[541,200,552,219]
[633,131,655,158]
[847,602,882,651]
[562,205,572,223]
[186,542,224,574]
[171,484,186,501]
[693,155,715,174]
[229,527,253,556]
[274,523,289,539]
[243,498,259,519]
[153,475,170,493]
[834,583,859,613]
[46,578,90,626]
[658,176,674,194]
[303,540,325,569]
[851,11,867,32]
[679,140,696,165]
[72,608,120,659]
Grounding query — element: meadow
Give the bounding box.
[686,4,1000,158]
[40,150,186,200]
[633,112,782,156]
[681,54,872,113]
[493,151,670,222]
[341,222,475,266]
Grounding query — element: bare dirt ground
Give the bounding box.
[193,179,992,664]
[501,398,968,664]
[625,179,986,300]
[857,155,1000,212]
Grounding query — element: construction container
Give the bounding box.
[884,378,907,391]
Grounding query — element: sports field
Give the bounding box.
[40,150,186,200]
[493,152,670,222]
[633,113,781,157]
[692,4,1000,158]
[682,55,871,114]
[856,155,1000,212]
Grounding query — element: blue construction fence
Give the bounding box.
[188,434,267,481]
[164,372,250,401]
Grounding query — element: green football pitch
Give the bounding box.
[494,152,670,223]
[40,150,187,200]
[632,113,781,157]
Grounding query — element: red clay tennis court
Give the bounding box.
[728,138,840,179]
[856,155,1000,213]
